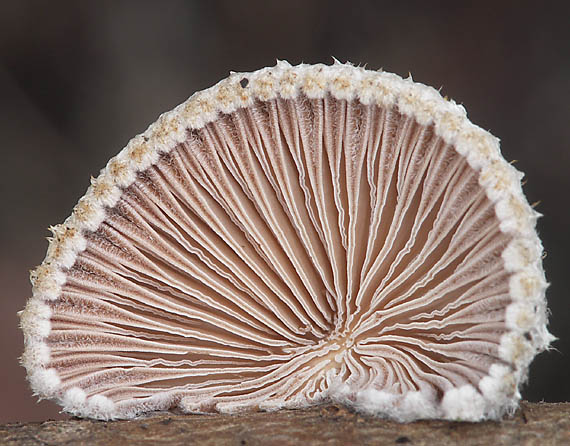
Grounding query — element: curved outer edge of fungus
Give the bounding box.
[19,60,553,421]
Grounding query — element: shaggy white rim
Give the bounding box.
[20,61,552,421]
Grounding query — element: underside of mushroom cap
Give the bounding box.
[20,61,552,421]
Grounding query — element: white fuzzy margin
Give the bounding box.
[19,60,553,421]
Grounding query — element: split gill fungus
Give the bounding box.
[20,62,553,422]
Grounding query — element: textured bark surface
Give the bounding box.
[1,402,568,446]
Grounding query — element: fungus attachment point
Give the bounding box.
[20,62,552,421]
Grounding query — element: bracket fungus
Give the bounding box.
[20,61,552,422]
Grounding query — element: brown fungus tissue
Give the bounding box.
[20,62,552,422]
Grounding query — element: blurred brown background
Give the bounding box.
[1,1,569,423]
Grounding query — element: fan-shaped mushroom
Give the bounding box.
[20,62,552,421]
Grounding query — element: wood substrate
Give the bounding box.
[1,402,568,445]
